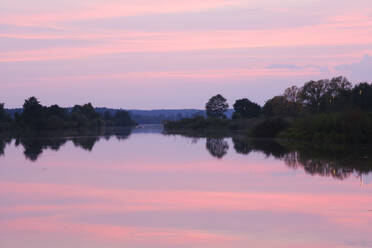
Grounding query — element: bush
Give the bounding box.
[280,111,372,143]
[251,118,290,138]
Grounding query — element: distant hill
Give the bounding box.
[5,108,234,124]
[4,108,22,117]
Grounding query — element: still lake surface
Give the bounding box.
[0,125,371,248]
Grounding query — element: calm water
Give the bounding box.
[0,125,371,248]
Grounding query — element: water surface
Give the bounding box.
[0,126,371,248]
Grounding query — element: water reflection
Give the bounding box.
[2,127,372,180]
[1,127,132,161]
[0,137,11,156]
[1,126,372,248]
[162,130,372,180]
[233,138,289,158]
[231,137,372,180]
[206,137,229,159]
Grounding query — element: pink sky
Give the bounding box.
[1,0,372,108]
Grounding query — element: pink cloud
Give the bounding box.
[1,18,372,63]
[0,0,242,26]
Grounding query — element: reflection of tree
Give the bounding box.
[206,137,229,159]
[232,138,288,158]
[282,143,369,180]
[17,138,67,161]
[231,137,372,180]
[72,137,99,151]
[232,137,252,154]
[0,138,11,156]
[6,127,132,162]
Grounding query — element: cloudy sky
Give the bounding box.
[1,0,372,109]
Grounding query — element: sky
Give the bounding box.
[1,0,372,109]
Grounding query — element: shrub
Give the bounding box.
[251,118,290,138]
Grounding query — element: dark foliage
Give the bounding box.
[351,83,372,111]
[251,118,290,138]
[0,103,12,132]
[263,96,297,117]
[232,98,261,119]
[205,94,229,119]
[0,97,135,132]
[164,116,230,130]
[280,110,372,143]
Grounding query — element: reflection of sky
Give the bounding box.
[0,133,371,248]
[362,173,372,185]
[1,0,372,108]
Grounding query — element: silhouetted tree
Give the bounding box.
[71,103,103,128]
[299,77,352,113]
[0,103,12,132]
[21,97,45,129]
[114,110,133,126]
[103,110,112,120]
[205,94,229,119]
[325,76,352,111]
[47,104,67,119]
[263,96,295,117]
[0,103,6,120]
[283,86,302,115]
[23,97,43,118]
[299,80,328,113]
[232,98,261,119]
[352,82,372,111]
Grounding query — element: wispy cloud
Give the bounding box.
[1,0,372,107]
[0,0,242,26]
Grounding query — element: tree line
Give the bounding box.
[204,76,372,119]
[165,76,372,143]
[0,97,135,132]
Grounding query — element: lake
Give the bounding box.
[0,125,371,248]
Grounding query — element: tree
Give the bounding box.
[299,80,328,113]
[325,76,352,111]
[114,110,133,126]
[232,98,261,119]
[47,104,67,119]
[0,103,6,120]
[352,82,372,111]
[263,96,296,117]
[299,77,352,113]
[21,97,45,129]
[103,110,112,120]
[205,94,229,119]
[284,86,301,103]
[0,103,12,132]
[23,97,44,118]
[283,86,302,116]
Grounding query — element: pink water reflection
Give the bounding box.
[0,132,371,248]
